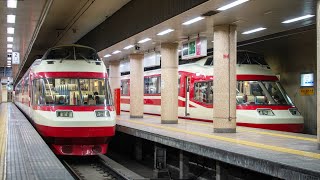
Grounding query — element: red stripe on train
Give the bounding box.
[121,98,196,108]
[236,75,278,81]
[31,72,108,79]
[35,124,115,137]
[32,105,114,111]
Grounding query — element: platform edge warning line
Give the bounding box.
[142,114,317,142]
[0,104,8,180]
[124,119,320,160]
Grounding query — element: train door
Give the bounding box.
[185,76,190,116]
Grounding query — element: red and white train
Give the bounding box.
[120,51,304,132]
[15,45,116,156]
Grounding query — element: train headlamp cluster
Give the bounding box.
[56,111,73,118]
[257,109,275,116]
[95,110,110,117]
[289,108,301,116]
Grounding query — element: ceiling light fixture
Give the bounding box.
[7,27,14,34]
[112,50,121,54]
[104,54,111,58]
[7,57,11,60]
[7,66,11,67]
[123,45,134,50]
[182,17,204,25]
[7,15,16,23]
[7,0,17,8]
[7,60,11,63]
[138,38,151,44]
[282,14,315,23]
[7,49,13,53]
[7,37,13,42]
[157,29,174,36]
[7,44,13,48]
[242,27,266,34]
[217,0,249,11]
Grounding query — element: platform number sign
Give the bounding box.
[181,37,207,60]
[12,52,20,64]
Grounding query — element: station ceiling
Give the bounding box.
[1,0,316,83]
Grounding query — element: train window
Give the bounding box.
[32,79,45,105]
[144,76,161,94]
[43,46,100,61]
[204,57,213,66]
[121,80,129,95]
[75,47,100,60]
[236,81,292,105]
[194,81,213,104]
[79,79,108,105]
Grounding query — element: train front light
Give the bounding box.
[257,109,275,116]
[289,108,301,116]
[56,111,73,118]
[95,110,110,117]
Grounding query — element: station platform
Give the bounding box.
[0,103,73,180]
[116,112,320,180]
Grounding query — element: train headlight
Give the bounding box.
[56,111,73,118]
[257,109,275,116]
[289,108,301,116]
[95,110,110,117]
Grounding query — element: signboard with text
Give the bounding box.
[12,52,20,64]
[181,37,207,60]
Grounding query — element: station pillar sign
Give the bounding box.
[12,52,20,64]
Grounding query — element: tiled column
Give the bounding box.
[108,61,121,93]
[160,42,179,124]
[213,25,237,133]
[129,54,144,118]
[317,0,320,148]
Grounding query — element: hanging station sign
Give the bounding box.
[181,37,207,60]
[12,52,20,64]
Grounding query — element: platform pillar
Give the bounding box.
[129,54,144,118]
[213,25,237,133]
[317,0,320,148]
[109,61,121,93]
[160,42,179,124]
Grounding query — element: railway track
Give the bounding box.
[62,154,146,180]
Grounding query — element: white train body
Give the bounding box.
[120,57,304,132]
[15,45,116,155]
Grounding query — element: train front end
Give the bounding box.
[30,45,116,155]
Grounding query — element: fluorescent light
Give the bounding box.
[182,17,204,25]
[138,38,151,44]
[7,15,16,23]
[104,54,111,58]
[7,27,14,34]
[7,66,11,67]
[178,50,182,52]
[7,57,11,60]
[157,29,174,36]
[7,49,12,53]
[7,61,11,63]
[112,50,121,54]
[242,27,266,34]
[282,14,315,24]
[7,37,13,42]
[123,45,134,50]
[7,44,13,48]
[217,0,249,11]
[7,0,17,8]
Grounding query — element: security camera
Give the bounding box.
[134,45,140,51]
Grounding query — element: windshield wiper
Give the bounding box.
[77,53,91,63]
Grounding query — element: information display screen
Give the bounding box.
[300,73,314,87]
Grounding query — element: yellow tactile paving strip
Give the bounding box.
[143,114,317,142]
[0,104,8,180]
[117,114,320,160]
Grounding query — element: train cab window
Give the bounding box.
[79,79,108,105]
[194,81,213,104]
[144,76,161,94]
[236,81,292,105]
[121,80,129,95]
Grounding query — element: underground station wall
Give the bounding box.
[239,27,317,134]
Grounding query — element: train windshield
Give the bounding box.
[34,78,112,106]
[43,46,100,61]
[236,81,293,105]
